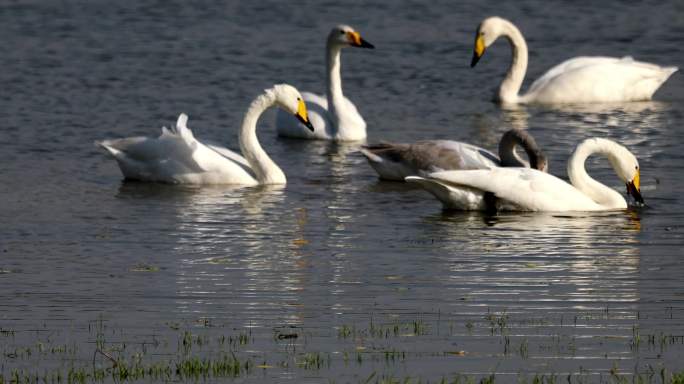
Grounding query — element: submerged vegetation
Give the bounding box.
[1,308,683,383]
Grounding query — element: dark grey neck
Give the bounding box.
[498,129,548,171]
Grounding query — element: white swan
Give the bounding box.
[471,17,678,104]
[97,84,313,185]
[360,129,548,181]
[276,25,374,141]
[407,138,644,211]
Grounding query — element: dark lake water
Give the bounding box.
[1,0,683,382]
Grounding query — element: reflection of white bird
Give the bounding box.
[97,84,313,185]
[360,129,547,181]
[407,138,644,211]
[276,25,374,141]
[471,17,678,104]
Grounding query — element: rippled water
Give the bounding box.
[1,0,684,382]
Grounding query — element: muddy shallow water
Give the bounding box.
[1,0,683,382]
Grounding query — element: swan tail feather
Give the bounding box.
[177,113,188,130]
[359,143,404,162]
[95,140,121,156]
[359,146,385,163]
[664,66,678,77]
[362,142,394,150]
[167,113,194,142]
[359,142,403,162]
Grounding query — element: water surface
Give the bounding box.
[1,0,683,382]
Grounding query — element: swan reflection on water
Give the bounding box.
[418,209,642,308]
[118,181,311,326]
[116,181,285,216]
[504,101,673,140]
[425,209,641,256]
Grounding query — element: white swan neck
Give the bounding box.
[567,140,626,209]
[239,92,286,184]
[326,43,344,127]
[498,20,528,104]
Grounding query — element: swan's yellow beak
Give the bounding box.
[295,99,314,132]
[626,170,644,205]
[632,170,640,191]
[347,31,374,49]
[471,34,486,67]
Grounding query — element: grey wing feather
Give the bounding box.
[363,141,468,172]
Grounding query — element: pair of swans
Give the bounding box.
[407,138,644,211]
[97,84,312,186]
[472,17,677,104]
[98,24,373,185]
[274,17,678,144]
[361,132,644,211]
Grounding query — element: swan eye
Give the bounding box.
[297,97,301,101]
[339,30,345,35]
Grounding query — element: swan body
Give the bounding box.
[407,138,644,211]
[276,25,374,141]
[97,84,313,185]
[360,129,547,181]
[472,17,678,104]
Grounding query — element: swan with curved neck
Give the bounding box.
[407,138,644,211]
[360,129,547,181]
[97,84,313,185]
[276,25,374,141]
[471,17,678,104]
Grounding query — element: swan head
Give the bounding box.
[471,16,507,67]
[328,25,374,49]
[602,140,644,205]
[271,84,314,132]
[533,152,549,173]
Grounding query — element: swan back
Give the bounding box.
[524,57,678,103]
[421,168,603,211]
[360,140,500,181]
[96,114,254,184]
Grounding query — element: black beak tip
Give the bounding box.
[295,114,315,132]
[627,183,645,206]
[470,53,480,68]
[634,193,645,205]
[305,121,315,132]
[359,38,374,49]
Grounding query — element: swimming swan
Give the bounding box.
[407,138,644,211]
[97,84,313,185]
[360,129,548,181]
[276,25,374,141]
[471,17,678,104]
